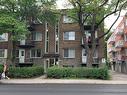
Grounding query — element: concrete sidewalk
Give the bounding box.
[1,78,127,84]
[0,71,127,84]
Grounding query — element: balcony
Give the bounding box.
[43,54,60,58]
[84,25,97,30]
[124,41,127,48]
[18,40,35,48]
[116,29,124,35]
[109,56,116,62]
[115,40,124,48]
[15,58,33,67]
[108,47,116,53]
[116,55,126,61]
[107,36,115,44]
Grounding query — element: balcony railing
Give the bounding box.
[18,40,35,48]
[15,58,33,64]
[115,40,124,48]
[108,47,116,52]
[116,54,127,61]
[107,36,115,44]
[116,29,124,35]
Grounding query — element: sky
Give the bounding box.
[56,0,126,30]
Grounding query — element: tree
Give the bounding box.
[62,0,127,67]
[0,0,58,65]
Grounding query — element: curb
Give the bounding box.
[1,79,127,85]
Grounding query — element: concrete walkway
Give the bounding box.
[0,71,127,84]
[111,71,127,80]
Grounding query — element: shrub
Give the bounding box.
[0,65,3,73]
[0,66,44,78]
[47,67,110,80]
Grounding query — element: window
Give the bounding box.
[55,23,59,53]
[0,33,8,41]
[64,32,75,40]
[93,49,98,58]
[95,31,98,38]
[55,40,59,51]
[0,49,7,58]
[124,34,127,41]
[45,31,49,53]
[32,32,42,41]
[16,50,19,57]
[31,49,41,58]
[64,49,75,58]
[63,15,73,23]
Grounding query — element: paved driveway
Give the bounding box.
[111,71,127,81]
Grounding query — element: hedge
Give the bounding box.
[0,66,44,78]
[47,67,110,80]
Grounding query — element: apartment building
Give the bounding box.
[0,15,105,67]
[107,13,127,73]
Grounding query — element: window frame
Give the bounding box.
[0,49,7,58]
[30,49,42,58]
[32,32,42,41]
[0,33,8,42]
[64,31,75,40]
[63,48,75,58]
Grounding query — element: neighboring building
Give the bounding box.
[107,13,127,73]
[0,15,105,68]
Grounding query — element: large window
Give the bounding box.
[32,32,42,41]
[55,23,59,53]
[64,32,75,40]
[16,50,19,57]
[30,49,41,58]
[45,31,49,53]
[0,33,8,41]
[0,49,7,58]
[93,49,98,58]
[64,49,75,58]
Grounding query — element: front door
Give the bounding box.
[19,49,25,63]
[82,49,87,63]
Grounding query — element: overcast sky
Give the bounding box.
[56,0,126,30]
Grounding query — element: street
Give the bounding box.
[0,84,127,95]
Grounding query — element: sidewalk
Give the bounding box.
[0,71,127,84]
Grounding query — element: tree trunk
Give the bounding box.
[12,41,16,66]
[87,13,96,67]
[87,48,93,67]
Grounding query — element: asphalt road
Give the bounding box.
[0,84,127,95]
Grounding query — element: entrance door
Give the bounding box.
[82,49,87,63]
[49,58,55,67]
[19,49,25,63]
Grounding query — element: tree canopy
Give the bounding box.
[62,0,127,65]
[0,0,58,40]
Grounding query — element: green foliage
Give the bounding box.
[47,67,110,80]
[0,0,58,40]
[0,14,29,40]
[0,64,3,73]
[0,66,44,78]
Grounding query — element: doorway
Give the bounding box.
[19,49,25,63]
